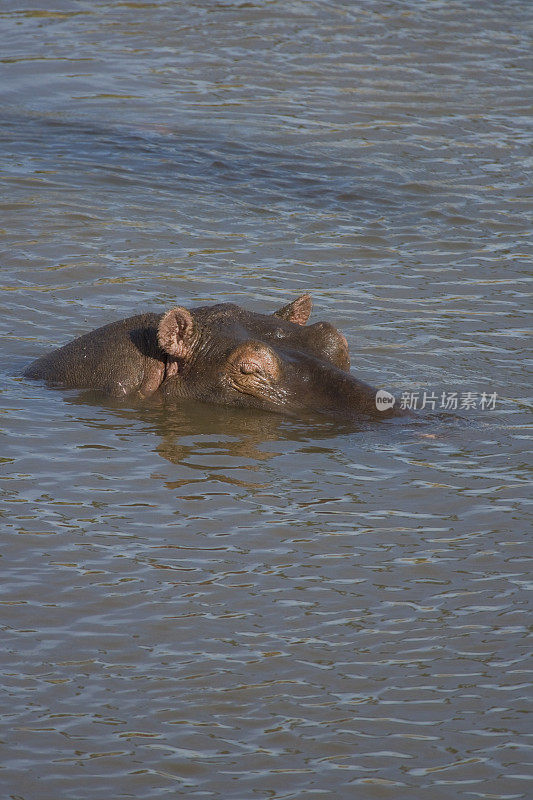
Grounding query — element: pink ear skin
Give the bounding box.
[157,307,196,359]
[273,294,312,326]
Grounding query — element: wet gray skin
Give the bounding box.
[24,294,399,421]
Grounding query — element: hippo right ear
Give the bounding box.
[273,294,312,326]
[158,307,197,359]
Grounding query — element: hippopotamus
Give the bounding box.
[24,295,400,421]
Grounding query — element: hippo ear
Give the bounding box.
[273,294,312,326]
[158,307,197,359]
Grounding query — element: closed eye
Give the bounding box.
[240,361,264,375]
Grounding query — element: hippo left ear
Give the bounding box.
[273,294,312,326]
[158,306,197,359]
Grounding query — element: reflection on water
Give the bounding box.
[1,0,531,798]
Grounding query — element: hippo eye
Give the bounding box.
[230,344,281,385]
[240,361,264,375]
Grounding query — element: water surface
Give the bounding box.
[1,1,532,798]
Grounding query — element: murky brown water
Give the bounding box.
[1,1,532,798]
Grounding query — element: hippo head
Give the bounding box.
[156,295,388,420]
[25,294,398,421]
